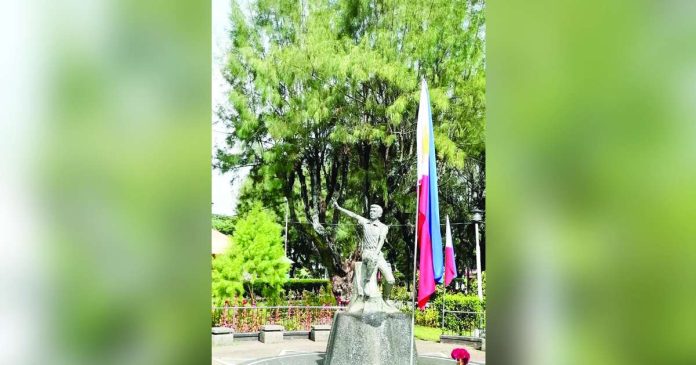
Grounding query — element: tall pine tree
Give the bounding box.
[216,0,486,298]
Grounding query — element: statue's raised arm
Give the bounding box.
[333,201,369,224]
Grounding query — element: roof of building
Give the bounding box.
[212,229,231,255]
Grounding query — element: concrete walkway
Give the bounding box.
[212,339,485,365]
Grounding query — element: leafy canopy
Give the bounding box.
[216,0,486,289]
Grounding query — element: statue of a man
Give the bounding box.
[333,201,395,302]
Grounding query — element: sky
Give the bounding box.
[211,0,250,216]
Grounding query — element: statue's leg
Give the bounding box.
[354,261,364,297]
[347,262,365,313]
[364,257,381,298]
[377,255,395,301]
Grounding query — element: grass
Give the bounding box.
[413,325,442,342]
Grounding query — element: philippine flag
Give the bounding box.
[444,215,457,286]
[416,79,444,309]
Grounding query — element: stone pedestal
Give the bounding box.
[211,327,234,346]
[259,324,284,344]
[324,312,417,365]
[310,324,331,342]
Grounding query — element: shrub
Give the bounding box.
[212,214,236,235]
[316,285,337,305]
[293,268,312,279]
[211,203,290,306]
[212,304,337,332]
[242,278,333,302]
[393,270,407,285]
[390,285,413,302]
[434,293,485,335]
[211,308,223,327]
[415,307,439,327]
[403,293,484,334]
[285,278,331,293]
[468,271,486,298]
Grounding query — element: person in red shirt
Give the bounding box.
[451,348,471,365]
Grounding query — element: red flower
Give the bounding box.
[451,348,470,364]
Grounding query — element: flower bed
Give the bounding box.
[212,304,342,332]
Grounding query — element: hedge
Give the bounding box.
[284,278,331,293]
[408,293,485,335]
[243,278,332,298]
[434,293,485,335]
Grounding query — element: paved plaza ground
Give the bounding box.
[212,338,485,365]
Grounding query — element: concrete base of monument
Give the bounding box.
[323,311,417,365]
[236,352,463,365]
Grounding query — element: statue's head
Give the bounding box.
[369,204,383,220]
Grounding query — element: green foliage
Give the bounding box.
[235,278,336,305]
[404,292,484,334]
[450,277,467,291]
[415,307,440,327]
[212,214,236,235]
[390,285,412,302]
[216,0,487,285]
[393,270,407,286]
[211,203,290,305]
[296,285,338,306]
[435,292,485,312]
[212,305,336,331]
[434,293,485,335]
[285,278,332,293]
[293,268,313,279]
[316,285,337,305]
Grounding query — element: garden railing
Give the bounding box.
[212,304,485,338]
[212,305,346,332]
[440,310,486,337]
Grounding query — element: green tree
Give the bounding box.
[216,0,486,297]
[212,214,236,235]
[212,203,290,305]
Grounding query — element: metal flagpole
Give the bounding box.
[475,221,483,300]
[472,209,483,301]
[441,280,446,330]
[409,164,420,365]
[441,215,448,330]
[411,76,429,365]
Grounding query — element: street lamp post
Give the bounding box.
[471,209,484,301]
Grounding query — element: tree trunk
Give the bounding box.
[331,261,354,304]
[330,250,361,303]
[360,143,371,213]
